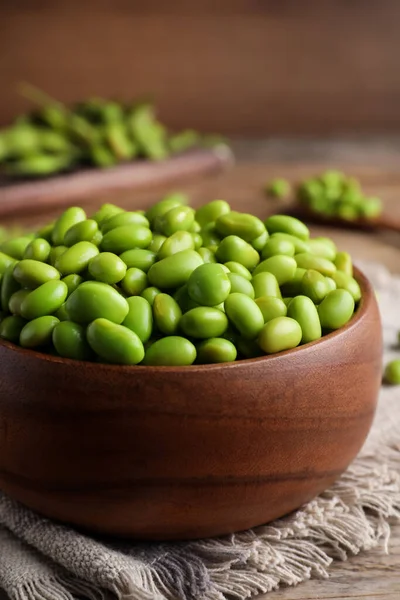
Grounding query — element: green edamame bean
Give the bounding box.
[195,200,231,227]
[197,247,217,263]
[252,272,282,299]
[148,250,203,289]
[1,237,32,260]
[148,234,167,253]
[295,253,336,276]
[64,219,99,246]
[180,306,228,338]
[270,232,310,254]
[55,242,99,275]
[24,238,51,262]
[191,233,203,250]
[317,289,355,330]
[153,293,182,335]
[190,220,201,233]
[215,236,260,271]
[143,336,196,366]
[145,193,188,225]
[121,268,148,295]
[188,263,231,306]
[52,207,86,245]
[255,296,287,323]
[13,259,60,289]
[334,251,353,276]
[122,296,153,342]
[252,255,297,284]
[308,239,336,261]
[9,290,30,316]
[155,206,195,237]
[224,262,252,280]
[325,276,337,292]
[251,230,269,252]
[157,231,194,259]
[119,248,156,272]
[88,252,127,284]
[101,211,150,234]
[61,274,84,297]
[49,245,67,267]
[287,296,321,344]
[20,280,68,320]
[332,271,361,302]
[227,273,255,298]
[258,316,302,354]
[66,281,129,324]
[216,211,265,241]
[53,321,93,360]
[0,251,17,275]
[140,286,161,306]
[92,203,124,226]
[265,215,310,241]
[301,269,330,304]
[261,238,295,259]
[200,222,221,248]
[0,315,26,343]
[55,303,69,321]
[384,360,400,385]
[197,337,237,364]
[101,225,152,254]
[20,315,60,348]
[87,318,144,365]
[266,178,291,199]
[236,337,263,359]
[173,284,197,313]
[280,267,307,296]
[224,293,264,340]
[1,263,20,312]
[36,222,54,243]
[283,297,293,307]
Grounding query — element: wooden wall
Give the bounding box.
[1,1,400,134]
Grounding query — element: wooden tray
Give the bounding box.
[0,146,233,219]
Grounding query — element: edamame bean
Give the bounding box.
[265,215,309,240]
[120,248,156,271]
[143,336,196,366]
[24,238,51,262]
[188,263,231,306]
[198,247,217,263]
[13,259,60,289]
[148,250,203,289]
[140,286,161,306]
[191,233,203,250]
[61,274,84,297]
[157,231,194,259]
[190,221,201,233]
[121,268,148,295]
[332,271,361,302]
[0,315,26,343]
[87,318,144,365]
[88,252,127,284]
[224,293,264,339]
[258,317,302,354]
[270,232,310,254]
[325,276,337,292]
[197,337,237,363]
[55,303,69,321]
[252,272,282,299]
[49,245,67,267]
[384,360,400,385]
[66,281,129,324]
[261,238,295,259]
[216,211,265,241]
[1,237,32,260]
[283,297,293,307]
[0,251,17,275]
[1,263,20,312]
[334,251,353,276]
[36,222,54,243]
[228,273,255,298]
[9,290,30,316]
[287,296,321,343]
[317,289,355,330]
[280,267,306,296]
[92,203,124,225]
[252,255,297,284]
[21,280,68,320]
[153,293,182,334]
[295,253,336,276]
[148,234,167,253]
[301,269,330,304]
[180,306,228,338]
[155,205,195,237]
[64,219,99,246]
[173,284,198,313]
[255,296,287,323]
[101,211,149,233]
[224,262,252,280]
[251,230,269,252]
[215,235,260,271]
[55,242,99,275]
[53,321,93,360]
[101,225,152,254]
[20,315,60,348]
[145,193,188,225]
[236,337,263,359]
[52,207,86,245]
[195,200,231,227]
[308,239,336,261]
[200,222,221,248]
[122,296,153,342]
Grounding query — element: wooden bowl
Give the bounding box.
[0,268,382,540]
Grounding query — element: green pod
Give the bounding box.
[148,234,167,253]
[224,262,252,281]
[261,238,295,259]
[101,225,152,254]
[157,231,195,259]
[13,259,60,289]
[215,236,260,271]
[61,274,84,297]
[318,289,355,330]
[195,200,231,228]
[228,273,255,298]
[140,286,161,307]
[334,251,353,276]
[188,263,231,306]
[215,211,265,241]
[148,250,203,289]
[101,211,150,233]
[122,296,153,342]
[280,267,307,297]
[251,230,269,252]
[332,271,361,302]
[197,247,217,263]
[155,206,195,236]
[9,290,30,316]
[295,253,336,276]
[180,306,228,338]
[1,263,20,312]
[196,337,237,364]
[200,222,221,248]
[153,293,182,335]
[49,246,67,267]
[258,316,302,354]
[55,242,99,275]
[325,276,337,292]
[87,318,144,365]
[24,238,51,262]
[0,315,27,343]
[88,252,127,284]
[0,251,17,275]
[145,193,188,225]
[269,232,310,254]
[252,272,282,299]
[92,203,124,225]
[0,237,32,260]
[143,336,196,366]
[53,321,93,360]
[308,239,336,261]
[36,222,54,243]
[265,215,310,241]
[301,269,330,304]
[66,281,129,324]
[20,315,60,348]
[255,296,287,323]
[20,280,68,320]
[224,293,264,340]
[287,295,322,344]
[121,268,148,295]
[52,207,87,246]
[252,255,297,285]
[64,219,99,246]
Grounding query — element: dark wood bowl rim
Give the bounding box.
[0,266,374,373]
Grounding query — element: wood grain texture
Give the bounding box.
[1,1,400,134]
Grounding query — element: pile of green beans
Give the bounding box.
[298,170,382,221]
[0,196,360,365]
[0,87,218,179]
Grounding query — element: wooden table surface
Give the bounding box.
[1,138,399,599]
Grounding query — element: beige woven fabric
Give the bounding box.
[0,261,399,600]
